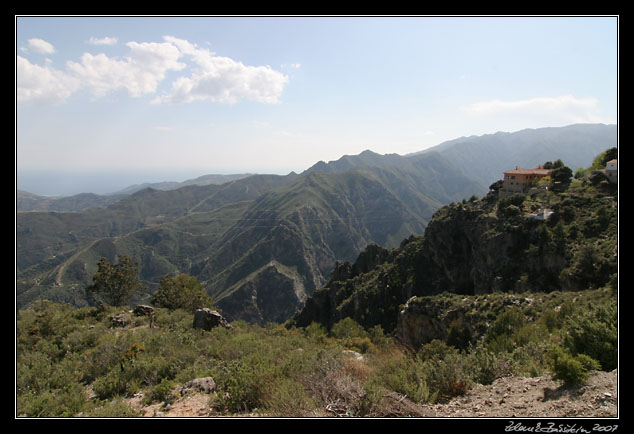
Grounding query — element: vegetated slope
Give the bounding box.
[15,151,482,324]
[291,164,618,335]
[414,123,617,188]
[196,163,470,324]
[16,173,298,309]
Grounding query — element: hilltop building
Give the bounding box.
[499,166,552,197]
[605,159,617,183]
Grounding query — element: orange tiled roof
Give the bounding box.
[504,167,552,176]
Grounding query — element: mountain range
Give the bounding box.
[15,123,617,324]
[17,173,255,212]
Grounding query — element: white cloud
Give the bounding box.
[87,36,118,46]
[65,40,185,98]
[17,36,288,105]
[27,38,56,54]
[461,95,607,126]
[16,55,79,104]
[152,36,288,105]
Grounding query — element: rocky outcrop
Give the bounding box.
[193,308,232,331]
[133,305,155,317]
[396,295,488,349]
[177,377,216,395]
[292,186,618,336]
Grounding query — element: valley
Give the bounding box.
[16,123,616,326]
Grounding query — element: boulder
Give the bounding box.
[193,308,232,331]
[133,304,155,317]
[109,313,127,328]
[179,377,216,395]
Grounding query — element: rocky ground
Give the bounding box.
[426,369,618,418]
[125,369,618,419]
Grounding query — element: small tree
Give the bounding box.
[86,256,145,307]
[152,274,213,312]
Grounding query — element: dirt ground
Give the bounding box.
[126,369,618,419]
[426,369,618,418]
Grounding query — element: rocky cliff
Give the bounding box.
[290,174,618,338]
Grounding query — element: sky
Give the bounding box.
[16,16,618,196]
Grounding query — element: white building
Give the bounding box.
[605,159,617,183]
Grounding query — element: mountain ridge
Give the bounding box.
[16,123,617,325]
[16,151,480,322]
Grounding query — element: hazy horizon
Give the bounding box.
[16,167,271,197]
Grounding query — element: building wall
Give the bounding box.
[500,168,552,197]
[605,160,617,183]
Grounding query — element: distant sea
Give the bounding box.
[16,168,240,197]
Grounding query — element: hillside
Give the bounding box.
[197,161,479,324]
[16,287,617,418]
[16,173,299,308]
[291,161,618,335]
[16,152,481,324]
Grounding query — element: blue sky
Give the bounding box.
[16,16,618,195]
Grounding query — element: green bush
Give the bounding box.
[152,274,214,312]
[83,399,141,417]
[550,346,600,386]
[563,303,617,371]
[330,317,367,339]
[143,377,176,405]
[417,340,471,402]
[17,382,88,417]
[92,368,139,400]
[212,358,277,413]
[365,347,434,404]
[468,346,514,385]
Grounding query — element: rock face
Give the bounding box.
[292,186,618,336]
[193,308,232,331]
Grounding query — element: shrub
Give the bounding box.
[143,378,176,405]
[447,318,472,350]
[365,347,434,404]
[550,346,600,386]
[84,399,141,417]
[152,274,214,312]
[468,346,514,385]
[212,358,277,413]
[17,382,88,417]
[86,256,145,307]
[330,317,367,339]
[264,377,316,417]
[92,368,133,400]
[484,306,526,352]
[563,303,617,371]
[417,340,472,402]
